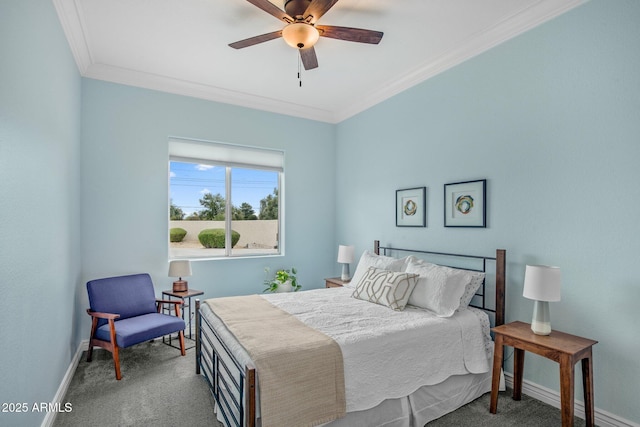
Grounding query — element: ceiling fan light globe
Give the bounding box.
[282,23,319,49]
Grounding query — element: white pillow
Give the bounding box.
[352,267,419,311]
[459,271,485,307]
[405,258,485,309]
[405,260,473,317]
[346,250,409,288]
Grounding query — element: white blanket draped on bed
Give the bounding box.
[200,286,492,421]
[261,286,491,413]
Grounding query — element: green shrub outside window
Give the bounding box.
[198,229,240,248]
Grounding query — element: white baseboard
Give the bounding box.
[41,340,89,427]
[504,372,639,427]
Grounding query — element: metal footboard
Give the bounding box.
[196,299,256,427]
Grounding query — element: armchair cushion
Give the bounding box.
[95,313,185,348]
[87,273,158,327]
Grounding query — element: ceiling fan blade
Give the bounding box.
[304,0,339,24]
[300,47,318,70]
[316,25,383,44]
[229,30,283,49]
[245,0,293,23]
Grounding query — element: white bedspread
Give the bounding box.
[261,287,491,412]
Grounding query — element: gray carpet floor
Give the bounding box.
[54,340,590,426]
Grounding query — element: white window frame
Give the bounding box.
[169,137,284,260]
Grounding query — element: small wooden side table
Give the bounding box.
[490,321,597,427]
[325,277,350,288]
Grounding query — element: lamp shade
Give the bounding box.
[337,245,355,264]
[282,22,320,49]
[168,260,192,278]
[523,265,561,302]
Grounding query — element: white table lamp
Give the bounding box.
[523,265,561,335]
[337,245,355,282]
[169,260,192,292]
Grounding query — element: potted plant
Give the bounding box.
[263,267,301,293]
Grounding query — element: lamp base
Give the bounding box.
[173,279,188,292]
[531,300,551,335]
[341,264,351,282]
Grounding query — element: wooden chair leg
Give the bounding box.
[86,342,94,362]
[113,345,122,380]
[87,317,99,362]
[178,330,186,356]
[108,319,122,380]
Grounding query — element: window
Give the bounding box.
[169,138,283,259]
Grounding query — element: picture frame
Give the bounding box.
[396,187,426,227]
[444,179,486,227]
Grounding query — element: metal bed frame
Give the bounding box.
[195,301,255,427]
[374,240,506,328]
[195,240,506,427]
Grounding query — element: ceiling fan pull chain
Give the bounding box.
[298,53,303,87]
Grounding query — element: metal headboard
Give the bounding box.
[374,240,506,327]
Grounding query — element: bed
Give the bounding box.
[195,240,506,427]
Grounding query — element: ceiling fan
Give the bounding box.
[229,0,383,70]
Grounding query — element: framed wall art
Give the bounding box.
[396,187,426,227]
[444,179,486,227]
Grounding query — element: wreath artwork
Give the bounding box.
[403,199,417,216]
[455,195,474,215]
[396,187,426,227]
[444,180,486,227]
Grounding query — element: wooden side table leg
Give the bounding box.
[582,351,595,427]
[559,354,575,427]
[490,334,504,414]
[513,348,525,401]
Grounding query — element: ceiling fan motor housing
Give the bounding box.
[284,0,312,19]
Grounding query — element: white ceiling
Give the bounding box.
[54,0,584,123]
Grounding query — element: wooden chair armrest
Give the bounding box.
[86,309,120,320]
[156,299,183,306]
[156,299,183,317]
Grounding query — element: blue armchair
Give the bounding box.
[86,273,186,380]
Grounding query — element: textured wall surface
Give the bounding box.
[335,0,640,422]
[0,1,81,426]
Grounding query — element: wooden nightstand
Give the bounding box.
[490,321,598,427]
[325,277,350,288]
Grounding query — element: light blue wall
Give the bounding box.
[3,0,639,425]
[0,1,81,426]
[78,79,337,343]
[336,0,640,423]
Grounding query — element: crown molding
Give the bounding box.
[83,63,337,123]
[333,0,586,122]
[54,0,585,124]
[53,0,92,74]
